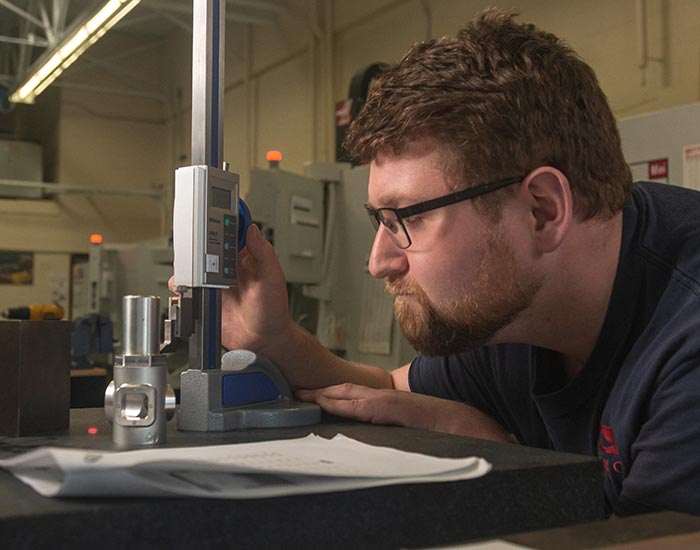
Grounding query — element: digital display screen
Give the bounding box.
[211,186,231,209]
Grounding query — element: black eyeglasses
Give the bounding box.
[364,175,522,249]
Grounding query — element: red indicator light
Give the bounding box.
[88,426,98,435]
[90,234,103,244]
[266,150,282,162]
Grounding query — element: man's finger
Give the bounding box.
[294,389,318,402]
[168,276,182,295]
[315,395,372,422]
[243,224,266,261]
[296,383,370,402]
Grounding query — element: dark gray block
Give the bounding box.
[0,320,70,436]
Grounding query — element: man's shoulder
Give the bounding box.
[411,344,535,385]
[632,181,700,237]
[629,181,700,288]
[409,344,534,399]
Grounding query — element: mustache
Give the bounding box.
[385,277,420,297]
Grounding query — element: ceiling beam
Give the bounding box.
[0,34,48,47]
[0,0,45,31]
[37,1,56,45]
[51,0,69,38]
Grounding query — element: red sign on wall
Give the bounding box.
[648,158,668,180]
[335,99,353,127]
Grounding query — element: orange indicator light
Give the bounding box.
[266,150,282,162]
[90,234,103,244]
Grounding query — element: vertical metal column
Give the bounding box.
[190,0,225,370]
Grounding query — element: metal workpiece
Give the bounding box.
[105,295,174,448]
[122,295,161,355]
[104,364,175,448]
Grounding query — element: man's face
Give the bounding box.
[367,140,541,356]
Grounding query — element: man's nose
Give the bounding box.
[368,226,408,279]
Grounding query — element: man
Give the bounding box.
[222,9,700,516]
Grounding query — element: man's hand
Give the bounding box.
[168,224,294,355]
[220,224,294,353]
[296,383,514,443]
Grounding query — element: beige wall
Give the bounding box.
[164,0,700,201]
[1,0,699,313]
[6,1,700,246]
[56,31,169,247]
[333,0,700,117]
[58,104,169,243]
[0,32,168,255]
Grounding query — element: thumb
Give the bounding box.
[243,224,266,260]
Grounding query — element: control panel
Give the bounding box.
[173,165,239,288]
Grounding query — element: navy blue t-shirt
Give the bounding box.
[408,181,700,516]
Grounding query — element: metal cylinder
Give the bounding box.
[105,295,173,448]
[122,295,160,355]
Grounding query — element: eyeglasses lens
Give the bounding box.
[377,210,409,248]
[366,207,410,248]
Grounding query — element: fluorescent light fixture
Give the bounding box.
[9,0,140,104]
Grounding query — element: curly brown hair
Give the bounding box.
[344,8,632,220]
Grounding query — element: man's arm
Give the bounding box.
[221,224,403,390]
[251,319,406,390]
[611,357,700,516]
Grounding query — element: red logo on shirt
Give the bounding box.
[598,424,624,476]
[599,425,619,455]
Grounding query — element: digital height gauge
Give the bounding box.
[173,165,240,288]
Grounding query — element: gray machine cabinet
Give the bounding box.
[247,168,324,284]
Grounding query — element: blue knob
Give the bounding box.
[237,199,252,251]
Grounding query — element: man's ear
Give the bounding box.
[520,167,573,253]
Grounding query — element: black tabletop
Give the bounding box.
[0,408,604,549]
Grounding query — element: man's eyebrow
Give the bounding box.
[366,193,420,210]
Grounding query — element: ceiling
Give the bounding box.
[0,0,289,100]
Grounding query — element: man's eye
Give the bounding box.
[403,216,423,227]
[384,219,401,234]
